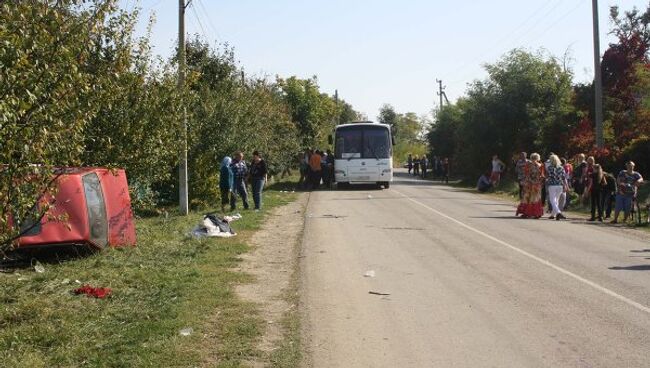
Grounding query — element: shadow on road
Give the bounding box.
[609,265,650,271]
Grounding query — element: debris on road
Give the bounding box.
[363,270,376,278]
[368,291,390,296]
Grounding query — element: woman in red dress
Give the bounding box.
[516,153,545,218]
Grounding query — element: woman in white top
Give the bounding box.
[490,154,506,186]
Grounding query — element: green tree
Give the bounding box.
[278,76,338,148]
[427,49,574,176]
[0,0,136,251]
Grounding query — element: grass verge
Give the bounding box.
[0,184,298,367]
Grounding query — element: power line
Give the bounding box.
[527,0,588,46]
[196,0,220,37]
[190,2,209,40]
[447,0,563,83]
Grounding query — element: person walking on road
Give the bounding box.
[546,154,569,220]
[611,161,644,224]
[219,156,234,213]
[250,150,268,211]
[230,151,249,211]
[516,153,545,219]
[490,154,506,186]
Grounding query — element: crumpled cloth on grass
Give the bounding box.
[190,213,240,238]
[74,285,112,299]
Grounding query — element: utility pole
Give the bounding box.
[178,0,190,215]
[592,0,604,148]
[334,89,339,124]
[436,79,445,110]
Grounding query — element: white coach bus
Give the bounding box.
[329,121,394,189]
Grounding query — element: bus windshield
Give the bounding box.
[335,125,391,160]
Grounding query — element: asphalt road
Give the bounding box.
[300,169,650,368]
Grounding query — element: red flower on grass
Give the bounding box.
[74,285,112,299]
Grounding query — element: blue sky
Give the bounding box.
[121,0,649,120]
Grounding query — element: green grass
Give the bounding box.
[0,184,299,367]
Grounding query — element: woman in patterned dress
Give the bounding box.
[516,153,545,218]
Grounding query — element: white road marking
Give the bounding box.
[394,189,650,315]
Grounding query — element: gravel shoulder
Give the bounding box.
[234,192,308,367]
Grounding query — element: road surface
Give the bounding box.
[300,170,650,368]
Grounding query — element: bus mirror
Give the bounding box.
[328,135,333,145]
[391,136,396,146]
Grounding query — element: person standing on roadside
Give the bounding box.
[573,153,587,196]
[516,153,545,219]
[581,156,595,204]
[413,155,420,176]
[587,164,607,222]
[561,157,573,209]
[546,154,569,220]
[249,150,268,211]
[325,149,335,189]
[515,152,529,200]
[603,171,617,219]
[309,149,322,189]
[440,157,450,184]
[407,154,413,175]
[219,156,234,213]
[299,149,310,188]
[230,151,249,211]
[490,154,506,186]
[611,161,644,224]
[421,155,429,179]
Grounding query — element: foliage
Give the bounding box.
[81,15,183,214]
[379,105,429,165]
[618,136,650,174]
[0,0,135,252]
[428,49,574,176]
[277,76,339,149]
[183,39,302,207]
[601,4,650,148]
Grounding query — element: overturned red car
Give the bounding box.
[16,167,137,250]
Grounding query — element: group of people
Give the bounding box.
[299,149,334,190]
[513,152,644,222]
[219,150,268,213]
[407,154,450,183]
